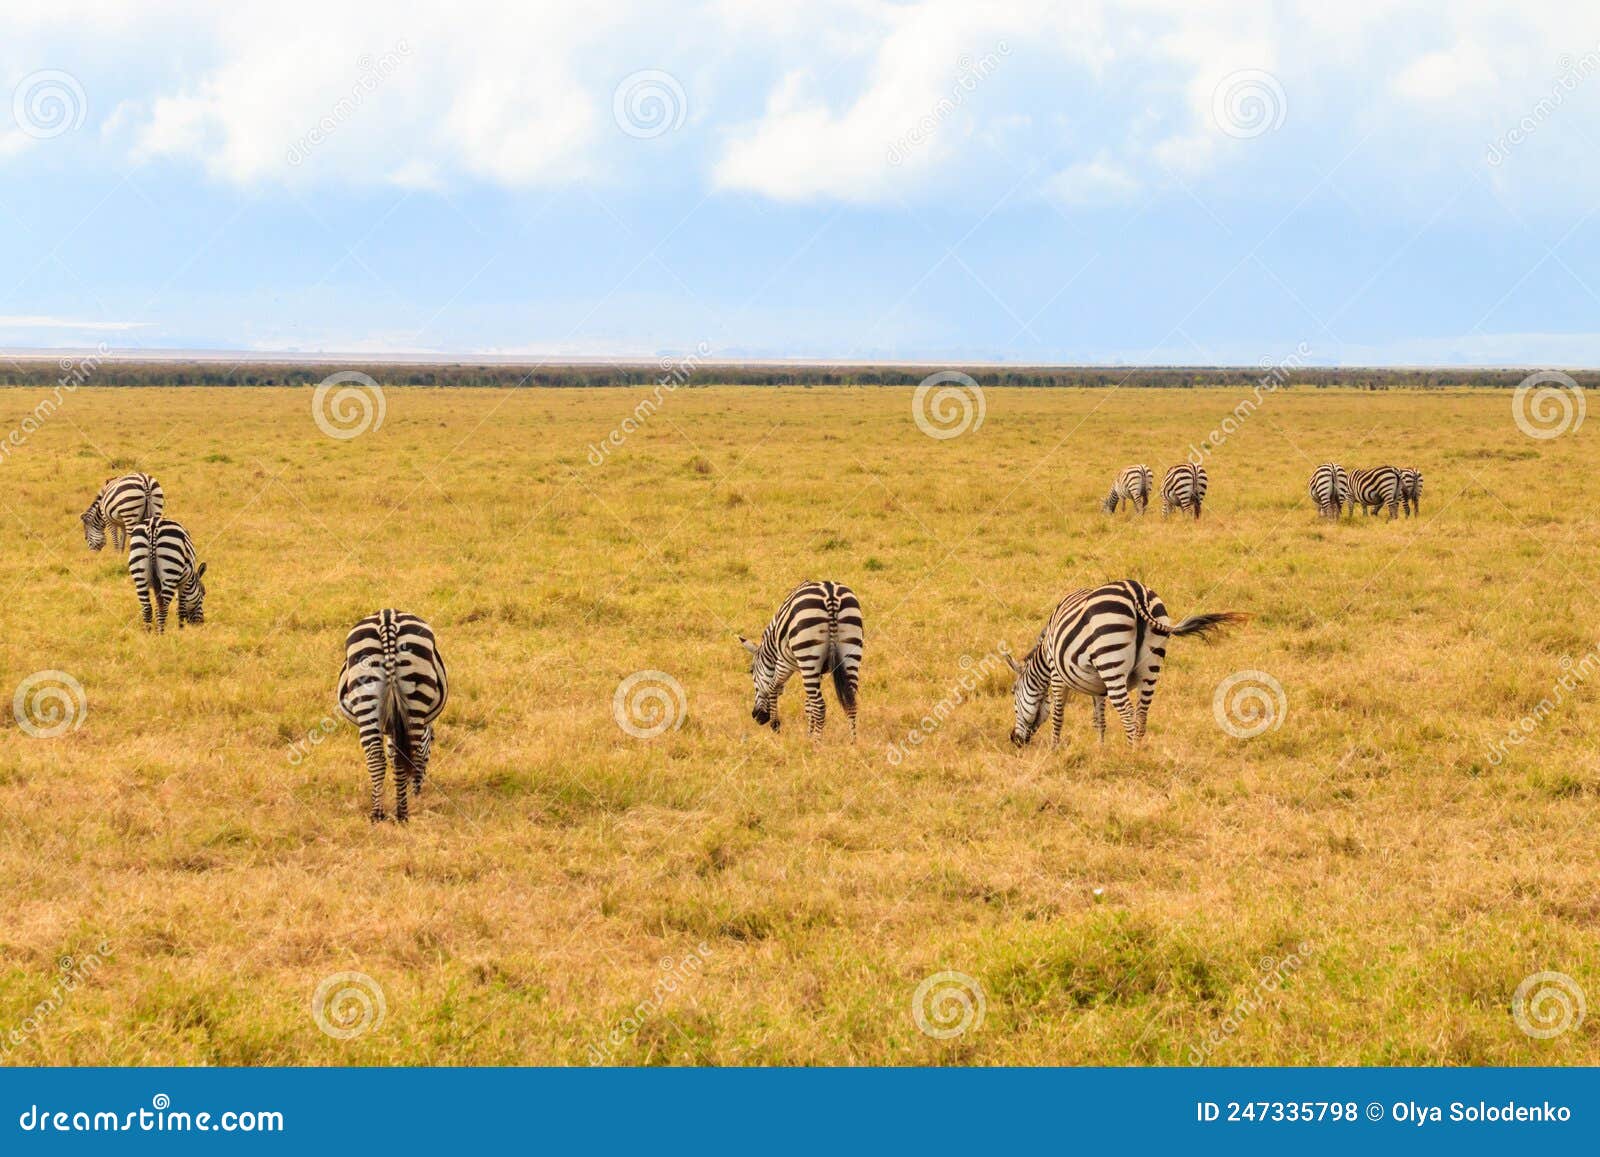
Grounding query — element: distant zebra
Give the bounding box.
[1309,462,1352,518]
[739,580,863,739]
[1102,464,1154,514]
[1160,462,1208,518]
[82,472,164,552]
[1006,580,1246,748]
[337,610,449,823]
[1350,465,1403,519]
[1399,467,1423,517]
[127,517,207,632]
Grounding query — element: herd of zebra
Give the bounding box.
[97,456,1452,820]
[1102,461,1423,521]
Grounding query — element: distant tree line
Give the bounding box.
[0,360,1592,390]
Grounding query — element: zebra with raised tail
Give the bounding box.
[739,580,863,739]
[82,472,164,552]
[1350,466,1403,519]
[1309,463,1351,518]
[337,610,449,823]
[1102,465,1154,514]
[1006,580,1246,748]
[1399,467,1423,517]
[1161,463,1208,518]
[126,517,207,633]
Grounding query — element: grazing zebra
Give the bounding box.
[1350,465,1403,519]
[1308,462,1352,518]
[336,610,449,823]
[1399,467,1423,517]
[1160,462,1208,518]
[126,517,207,633]
[1006,580,1246,748]
[81,472,164,552]
[1102,464,1154,514]
[738,580,863,739]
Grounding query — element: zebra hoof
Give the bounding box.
[369,810,388,824]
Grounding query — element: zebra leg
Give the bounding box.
[1048,678,1066,748]
[802,675,826,738]
[412,727,430,796]
[362,730,388,822]
[1134,681,1155,741]
[153,592,169,634]
[1105,679,1138,746]
[1093,696,1106,742]
[138,588,153,631]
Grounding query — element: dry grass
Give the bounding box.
[1,384,1596,1065]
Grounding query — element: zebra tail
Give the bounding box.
[824,590,856,711]
[382,675,417,778]
[1165,611,1250,640]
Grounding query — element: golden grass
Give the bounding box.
[1,384,1596,1065]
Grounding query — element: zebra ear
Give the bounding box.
[195,562,207,578]
[1004,652,1023,674]
[739,635,758,655]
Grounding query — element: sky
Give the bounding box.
[3,0,1600,365]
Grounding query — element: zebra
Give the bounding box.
[1350,465,1403,519]
[1160,462,1208,518]
[1399,467,1423,517]
[1102,464,1154,514]
[82,472,164,552]
[738,580,863,739]
[336,610,449,823]
[1309,462,1352,518]
[1006,580,1246,748]
[126,517,207,633]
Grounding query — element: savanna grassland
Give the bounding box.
[1,383,1596,1066]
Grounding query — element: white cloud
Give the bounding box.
[0,316,151,330]
[1046,155,1141,205]
[1393,41,1499,104]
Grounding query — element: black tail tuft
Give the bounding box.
[385,680,417,781]
[1168,611,1249,641]
[830,654,856,712]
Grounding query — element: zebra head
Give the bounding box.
[1005,647,1045,747]
[180,561,208,625]
[80,503,107,551]
[739,635,780,730]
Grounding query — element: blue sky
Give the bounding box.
[4,1,1600,365]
